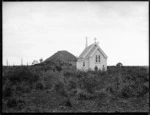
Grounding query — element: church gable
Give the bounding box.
[85,45,97,58]
[78,43,107,60]
[78,44,94,59]
[77,38,108,71]
[90,47,107,59]
[91,49,104,62]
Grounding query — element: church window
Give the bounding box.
[96,55,97,62]
[96,55,100,62]
[83,61,85,66]
[98,55,100,62]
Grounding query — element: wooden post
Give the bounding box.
[6,59,8,66]
[21,58,23,66]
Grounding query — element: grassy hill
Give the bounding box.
[2,64,149,112]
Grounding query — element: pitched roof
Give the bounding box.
[45,50,77,62]
[78,43,94,59]
[78,43,108,60]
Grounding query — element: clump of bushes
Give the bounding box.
[55,65,62,72]
[67,80,76,91]
[79,75,99,94]
[6,97,18,108]
[116,62,123,67]
[4,67,40,85]
[15,83,32,94]
[35,82,44,90]
[54,81,68,97]
[2,66,41,110]
[97,92,109,108]
[3,86,13,98]
[3,67,41,95]
[41,70,57,89]
[6,97,25,108]
[75,89,94,100]
[120,85,134,98]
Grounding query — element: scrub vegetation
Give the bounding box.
[2,62,149,112]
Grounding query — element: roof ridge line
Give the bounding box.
[83,43,96,58]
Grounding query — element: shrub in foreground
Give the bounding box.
[6,97,25,108]
[3,86,13,98]
[5,67,40,84]
[35,82,44,90]
[54,82,68,97]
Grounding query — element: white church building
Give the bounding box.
[77,38,108,71]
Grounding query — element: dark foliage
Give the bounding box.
[2,64,149,112]
[6,97,25,108]
[5,67,39,84]
[35,82,44,90]
[54,82,68,97]
[6,97,18,108]
[3,87,12,98]
[56,66,62,72]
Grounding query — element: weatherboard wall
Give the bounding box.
[77,59,89,71]
[90,49,107,71]
[77,49,107,71]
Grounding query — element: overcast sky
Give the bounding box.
[3,2,148,66]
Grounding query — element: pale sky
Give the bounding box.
[3,2,148,66]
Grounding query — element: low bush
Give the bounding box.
[97,92,109,108]
[120,86,133,98]
[15,83,31,94]
[135,85,149,98]
[35,82,44,90]
[56,65,62,72]
[75,71,87,79]
[54,82,68,97]
[119,85,141,98]
[41,70,59,89]
[79,75,99,94]
[2,79,14,99]
[6,97,25,108]
[6,97,18,108]
[76,90,94,100]
[63,70,77,77]
[105,86,114,94]
[3,86,13,98]
[67,80,76,91]
[69,89,77,97]
[5,67,40,84]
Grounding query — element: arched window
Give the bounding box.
[96,55,100,62]
[83,61,85,66]
[95,55,97,62]
[98,55,100,62]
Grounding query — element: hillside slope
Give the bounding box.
[44,50,77,63]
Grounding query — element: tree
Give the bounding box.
[116,62,123,67]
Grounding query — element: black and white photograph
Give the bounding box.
[2,1,149,113]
